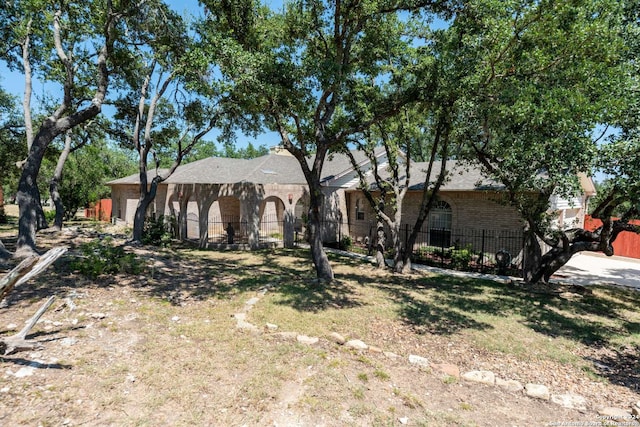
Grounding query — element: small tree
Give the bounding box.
[109,1,219,243]
[344,105,453,273]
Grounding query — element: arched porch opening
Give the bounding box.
[185,194,199,240]
[207,196,244,244]
[259,196,285,243]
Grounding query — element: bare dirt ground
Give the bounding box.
[1,218,639,426]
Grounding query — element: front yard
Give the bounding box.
[1,220,639,426]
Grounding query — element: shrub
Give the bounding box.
[340,235,352,251]
[451,244,474,270]
[142,215,173,247]
[44,209,56,224]
[71,237,143,278]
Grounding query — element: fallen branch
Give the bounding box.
[0,296,55,355]
[0,247,68,355]
[0,247,68,301]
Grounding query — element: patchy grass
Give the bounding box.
[0,221,639,425]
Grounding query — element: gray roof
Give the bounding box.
[166,154,307,184]
[107,151,503,191]
[354,160,505,192]
[107,169,170,185]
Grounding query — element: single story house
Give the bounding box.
[108,146,595,255]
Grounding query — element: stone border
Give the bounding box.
[232,284,640,421]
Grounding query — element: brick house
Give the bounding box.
[108,147,595,255]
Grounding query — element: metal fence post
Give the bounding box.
[481,229,486,273]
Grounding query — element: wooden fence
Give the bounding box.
[84,199,112,222]
[584,215,640,259]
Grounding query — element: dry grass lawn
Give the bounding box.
[1,216,639,426]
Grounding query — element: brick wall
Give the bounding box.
[347,190,523,234]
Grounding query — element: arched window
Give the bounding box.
[429,200,452,247]
[356,198,365,221]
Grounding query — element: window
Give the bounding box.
[429,200,452,247]
[356,199,365,221]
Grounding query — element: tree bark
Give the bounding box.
[0,185,6,224]
[522,226,543,283]
[131,182,158,243]
[307,183,334,281]
[308,213,334,282]
[17,130,53,255]
[50,131,74,230]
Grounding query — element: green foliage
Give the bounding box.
[42,139,136,220]
[142,215,174,247]
[71,237,143,279]
[450,245,474,270]
[340,235,353,251]
[43,209,56,225]
[449,0,626,222]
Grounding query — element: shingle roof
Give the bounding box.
[107,169,170,185]
[107,151,503,191]
[165,155,308,184]
[354,160,505,192]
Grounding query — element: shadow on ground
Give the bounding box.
[2,230,640,395]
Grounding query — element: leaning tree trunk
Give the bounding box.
[522,227,543,283]
[0,247,67,355]
[49,131,74,230]
[17,132,52,255]
[131,178,160,243]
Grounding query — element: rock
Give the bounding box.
[328,332,346,345]
[551,394,587,411]
[91,313,107,319]
[368,345,383,353]
[398,417,409,425]
[60,337,78,347]
[632,402,640,417]
[345,339,368,350]
[598,407,632,417]
[408,354,430,368]
[275,331,299,340]
[462,370,495,386]
[383,351,400,360]
[297,335,319,345]
[496,378,523,393]
[14,366,36,378]
[525,383,550,400]
[236,320,259,332]
[432,363,460,379]
[598,407,640,426]
[265,323,279,331]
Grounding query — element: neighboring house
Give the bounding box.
[108,147,595,256]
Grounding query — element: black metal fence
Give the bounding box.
[404,226,524,276]
[185,214,284,246]
[186,215,524,276]
[297,219,524,276]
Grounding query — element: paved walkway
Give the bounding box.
[554,252,640,291]
[327,247,640,291]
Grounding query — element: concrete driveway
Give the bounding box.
[554,252,640,291]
